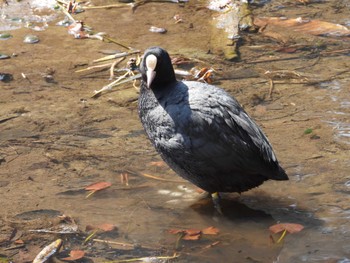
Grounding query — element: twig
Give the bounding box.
[85,190,96,198]
[91,73,141,98]
[75,62,114,73]
[277,229,287,243]
[82,4,130,9]
[103,36,135,51]
[256,108,305,121]
[105,253,179,262]
[245,55,308,64]
[93,50,140,63]
[140,172,185,183]
[110,58,125,79]
[56,2,76,22]
[92,238,161,250]
[0,114,20,124]
[268,79,274,99]
[84,230,98,244]
[321,48,350,55]
[4,244,25,251]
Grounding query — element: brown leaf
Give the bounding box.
[168,229,185,235]
[97,223,116,232]
[184,229,201,236]
[195,187,206,194]
[148,161,167,167]
[269,223,304,234]
[61,250,85,261]
[202,226,219,235]
[254,17,350,37]
[14,239,24,244]
[168,228,201,240]
[85,223,116,232]
[85,181,112,191]
[168,228,200,235]
[183,233,201,240]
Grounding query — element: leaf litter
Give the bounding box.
[168,226,220,241]
[85,181,112,198]
[61,250,85,261]
[254,17,350,37]
[269,223,304,243]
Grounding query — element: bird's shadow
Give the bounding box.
[187,193,323,228]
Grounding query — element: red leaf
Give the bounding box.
[202,226,219,235]
[61,250,85,261]
[168,228,202,241]
[269,223,304,234]
[184,229,201,236]
[86,223,116,232]
[168,229,185,235]
[85,182,112,191]
[97,223,116,232]
[254,17,350,37]
[148,161,167,167]
[183,233,201,240]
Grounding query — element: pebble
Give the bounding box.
[23,35,39,44]
[149,26,167,34]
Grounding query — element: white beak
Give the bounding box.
[145,54,157,89]
[146,69,156,89]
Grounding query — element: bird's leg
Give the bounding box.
[211,192,223,215]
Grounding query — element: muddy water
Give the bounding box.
[1,0,350,262]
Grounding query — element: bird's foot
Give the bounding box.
[211,192,223,215]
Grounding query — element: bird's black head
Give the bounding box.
[140,47,176,90]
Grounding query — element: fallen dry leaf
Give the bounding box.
[202,226,219,235]
[269,223,304,234]
[98,223,117,232]
[86,223,117,232]
[169,228,201,240]
[148,161,167,167]
[85,181,112,191]
[168,228,200,235]
[169,227,219,241]
[14,239,24,244]
[183,233,201,240]
[254,17,350,37]
[61,250,85,261]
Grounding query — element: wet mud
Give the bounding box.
[0,0,350,262]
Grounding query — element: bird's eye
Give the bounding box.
[146,54,157,71]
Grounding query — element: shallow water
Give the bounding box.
[1,0,350,262]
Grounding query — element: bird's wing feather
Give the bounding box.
[179,82,278,175]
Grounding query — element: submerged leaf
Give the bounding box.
[254,17,350,37]
[86,223,117,232]
[269,223,304,234]
[61,250,85,261]
[183,233,201,240]
[148,161,167,167]
[85,181,112,191]
[202,226,220,235]
[169,226,219,241]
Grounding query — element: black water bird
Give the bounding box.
[138,47,288,210]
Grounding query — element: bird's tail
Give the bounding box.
[273,165,289,180]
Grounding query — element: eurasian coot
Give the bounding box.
[138,47,288,208]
